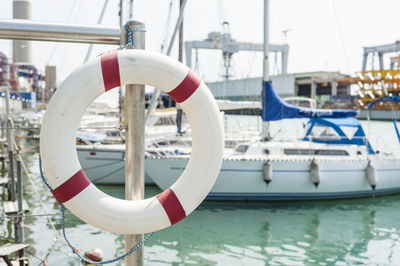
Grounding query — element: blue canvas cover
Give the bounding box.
[302,117,374,154]
[261,81,358,121]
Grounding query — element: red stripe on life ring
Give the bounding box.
[168,71,201,103]
[52,169,91,204]
[100,51,121,91]
[156,188,186,225]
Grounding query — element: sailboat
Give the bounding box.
[145,80,400,200]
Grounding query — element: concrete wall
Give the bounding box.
[206,74,295,100]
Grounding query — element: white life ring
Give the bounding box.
[40,50,224,234]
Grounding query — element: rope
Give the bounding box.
[38,155,52,191]
[38,156,153,264]
[120,23,146,50]
[61,205,153,265]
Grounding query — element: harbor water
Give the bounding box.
[2,117,400,265]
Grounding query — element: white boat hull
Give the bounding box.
[145,156,400,200]
[77,145,400,200]
[77,146,154,185]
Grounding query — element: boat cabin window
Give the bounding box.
[284,149,349,156]
[308,125,341,140]
[225,140,238,148]
[107,131,120,137]
[264,149,270,155]
[235,145,249,153]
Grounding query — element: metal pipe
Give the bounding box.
[176,0,184,134]
[16,160,23,244]
[118,0,124,124]
[263,0,269,81]
[122,20,145,266]
[5,89,16,202]
[262,0,271,140]
[0,19,120,44]
[129,0,134,19]
[13,0,32,63]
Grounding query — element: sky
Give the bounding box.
[0,0,399,101]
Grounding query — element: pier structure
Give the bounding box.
[185,26,289,80]
[339,41,400,109]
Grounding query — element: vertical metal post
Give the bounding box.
[176,0,184,134]
[263,0,269,82]
[16,160,24,266]
[262,0,271,140]
[128,0,134,19]
[119,0,124,124]
[121,20,145,266]
[16,160,23,243]
[13,0,32,64]
[5,90,16,202]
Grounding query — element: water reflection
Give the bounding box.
[142,197,400,265]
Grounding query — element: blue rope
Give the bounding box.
[61,205,153,265]
[120,23,146,50]
[38,155,52,191]
[38,156,153,264]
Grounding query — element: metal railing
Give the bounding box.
[0,19,120,44]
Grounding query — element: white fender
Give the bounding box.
[40,50,224,234]
[310,159,320,188]
[263,160,272,184]
[366,161,377,190]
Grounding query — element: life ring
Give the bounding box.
[40,50,224,234]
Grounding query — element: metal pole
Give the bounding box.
[129,0,134,19]
[0,19,120,44]
[13,0,32,64]
[263,0,269,82]
[16,160,23,243]
[121,20,145,266]
[119,0,124,27]
[176,0,184,134]
[5,90,16,202]
[262,0,271,140]
[16,159,24,266]
[119,0,124,124]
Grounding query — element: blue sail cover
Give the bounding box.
[302,117,374,154]
[261,81,358,121]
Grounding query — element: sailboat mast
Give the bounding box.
[263,0,269,81]
[176,0,184,135]
[262,0,271,140]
